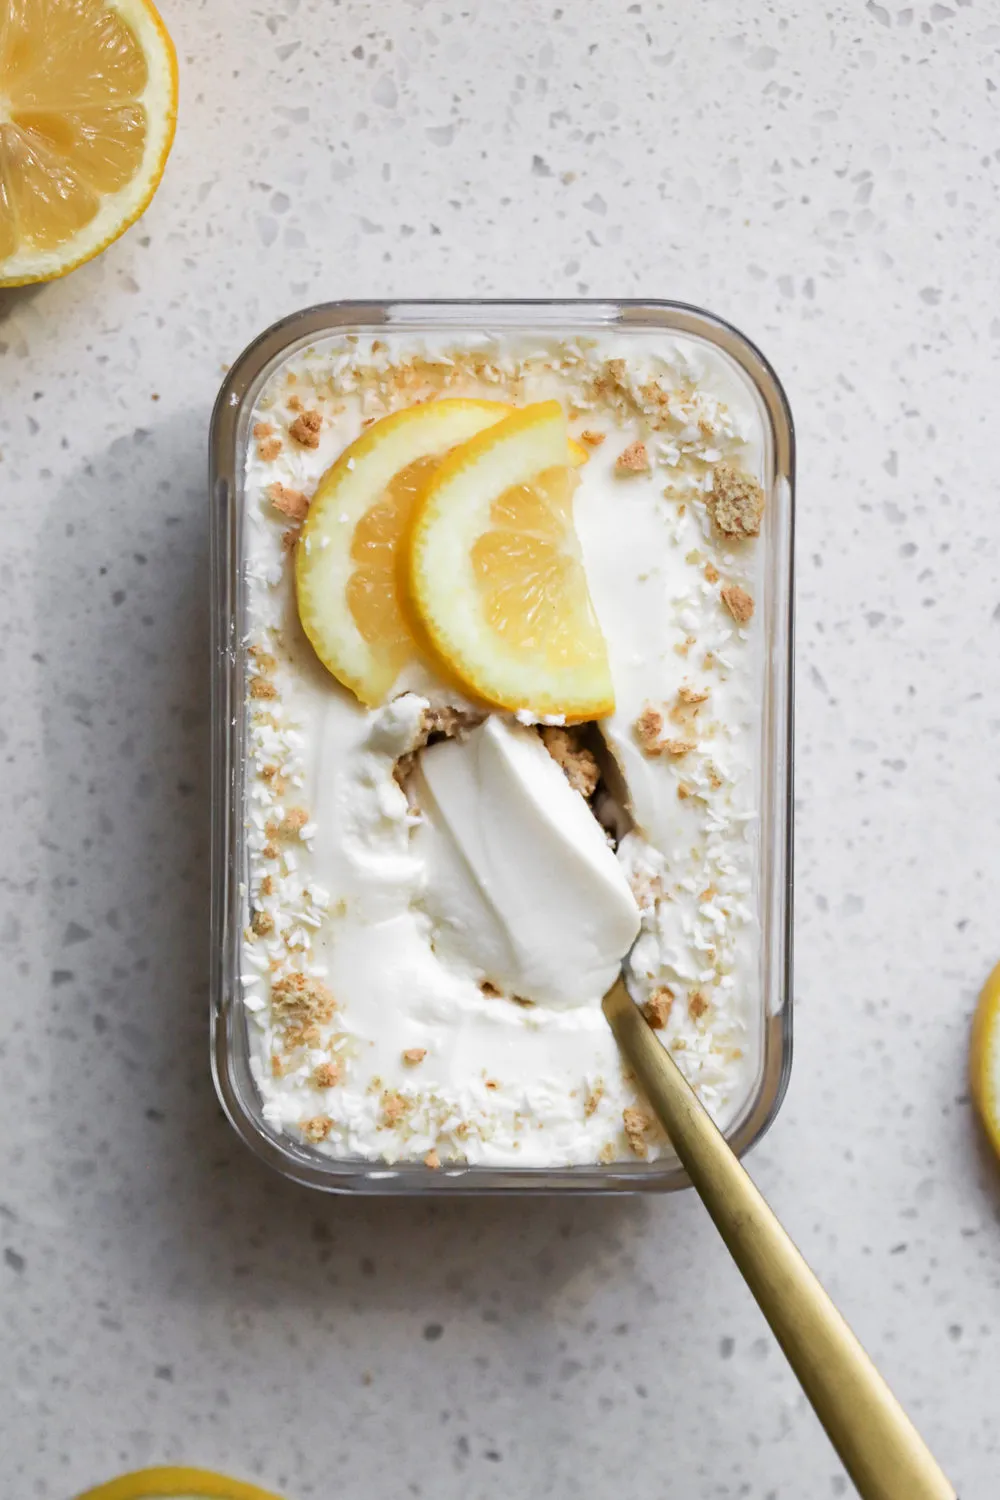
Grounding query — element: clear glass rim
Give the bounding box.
[209,298,795,1195]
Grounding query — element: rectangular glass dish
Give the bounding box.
[209,299,795,1194]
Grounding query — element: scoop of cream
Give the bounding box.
[410,716,641,1008]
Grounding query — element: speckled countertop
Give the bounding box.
[2,2,1000,1496]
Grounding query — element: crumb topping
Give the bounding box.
[301,1115,334,1143]
[633,704,665,754]
[623,1107,651,1158]
[584,1081,605,1117]
[540,725,600,798]
[707,463,764,539]
[721,583,755,624]
[268,481,310,522]
[425,1149,441,1169]
[688,989,710,1020]
[271,973,336,1026]
[642,988,674,1029]
[616,439,650,473]
[402,1047,427,1066]
[579,429,606,446]
[313,1060,342,1089]
[289,410,322,448]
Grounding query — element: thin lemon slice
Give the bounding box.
[296,399,511,705]
[971,959,1000,1161]
[75,1467,285,1500]
[406,401,614,721]
[0,0,178,286]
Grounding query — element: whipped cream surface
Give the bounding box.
[239,327,767,1169]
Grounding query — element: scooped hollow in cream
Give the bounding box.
[410,717,641,1007]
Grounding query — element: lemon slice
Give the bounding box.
[971,959,1000,1160]
[75,1467,285,1500]
[296,399,511,705]
[406,400,614,721]
[0,0,178,287]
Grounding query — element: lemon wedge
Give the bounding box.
[971,959,1000,1161]
[0,0,178,287]
[406,400,614,721]
[296,399,511,705]
[75,1467,285,1500]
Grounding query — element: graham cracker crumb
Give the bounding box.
[286,394,303,412]
[418,704,485,744]
[677,782,693,800]
[257,436,282,462]
[381,1090,409,1127]
[402,1048,427,1066]
[261,842,279,860]
[623,1107,651,1158]
[301,1114,334,1144]
[674,634,696,658]
[541,726,600,798]
[663,738,695,757]
[688,989,710,1020]
[268,481,310,522]
[633,704,665,754]
[289,410,322,448]
[424,1149,441,1170]
[704,561,720,584]
[250,678,278,700]
[270,1053,284,1078]
[479,980,501,998]
[598,1141,616,1165]
[707,762,724,790]
[707,463,764,539]
[678,684,710,707]
[313,1060,342,1089]
[281,529,298,551]
[721,583,755,624]
[584,1081,605,1118]
[260,875,275,897]
[253,421,274,439]
[272,972,336,1027]
[265,807,309,840]
[250,909,274,937]
[616,439,650,474]
[579,429,606,447]
[642,987,674,1029]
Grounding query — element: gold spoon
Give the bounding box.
[603,976,956,1500]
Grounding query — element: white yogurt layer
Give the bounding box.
[240,328,767,1168]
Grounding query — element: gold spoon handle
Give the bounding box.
[603,978,956,1500]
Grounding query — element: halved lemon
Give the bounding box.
[0,0,178,287]
[75,1467,285,1500]
[406,400,614,721]
[971,959,1000,1161]
[296,399,511,705]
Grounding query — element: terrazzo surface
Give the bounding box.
[2,1,1000,1496]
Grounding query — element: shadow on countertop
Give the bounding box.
[31,409,675,1329]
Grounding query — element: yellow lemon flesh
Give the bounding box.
[296,399,512,705]
[75,1466,285,1500]
[971,959,1000,1161]
[406,400,614,722]
[0,0,178,286]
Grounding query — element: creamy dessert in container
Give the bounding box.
[209,302,794,1192]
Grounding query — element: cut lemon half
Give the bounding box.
[75,1467,285,1500]
[971,959,1000,1161]
[296,399,511,705]
[0,0,178,287]
[406,400,614,721]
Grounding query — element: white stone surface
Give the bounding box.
[1,1,999,1496]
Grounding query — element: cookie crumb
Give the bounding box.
[598,1141,616,1165]
[633,704,665,754]
[688,989,710,1020]
[479,979,501,998]
[272,972,336,1026]
[267,481,310,522]
[704,561,720,584]
[541,725,600,798]
[425,1149,441,1169]
[313,1060,342,1089]
[381,1090,409,1127]
[677,683,710,707]
[249,678,278,700]
[250,909,274,937]
[579,429,606,447]
[286,394,303,412]
[402,1048,427,1066]
[642,987,674,1029]
[616,439,650,473]
[301,1114,334,1144]
[663,738,695,757]
[707,463,764,538]
[584,1081,605,1117]
[289,410,322,448]
[721,583,755,624]
[623,1107,651,1158]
